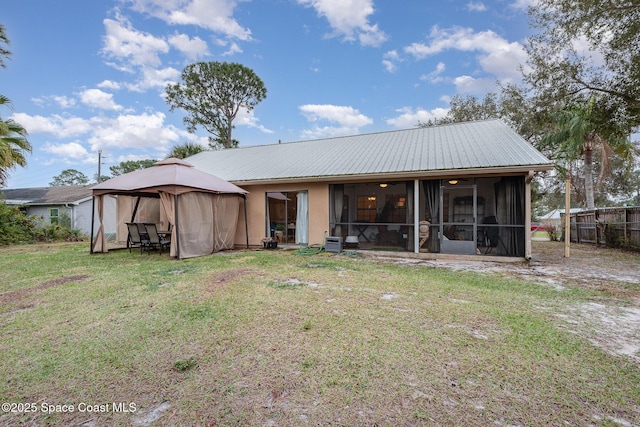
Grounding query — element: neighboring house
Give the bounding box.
[539,208,587,226]
[188,119,554,259]
[1,185,116,237]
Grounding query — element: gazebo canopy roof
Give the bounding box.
[92,158,248,197]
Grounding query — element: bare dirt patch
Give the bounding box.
[373,241,640,364]
[206,268,258,292]
[0,274,90,306]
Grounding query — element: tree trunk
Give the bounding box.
[584,147,595,209]
[224,118,233,149]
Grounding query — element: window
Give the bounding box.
[385,195,407,223]
[357,195,377,222]
[50,208,59,225]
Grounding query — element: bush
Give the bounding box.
[542,221,560,241]
[0,201,87,245]
[0,202,40,245]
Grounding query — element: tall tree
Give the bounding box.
[517,0,640,211]
[0,25,31,187]
[165,142,206,159]
[525,0,640,126]
[50,169,89,186]
[538,98,636,209]
[165,62,267,149]
[418,93,501,127]
[109,159,156,177]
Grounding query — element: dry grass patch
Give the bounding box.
[0,243,639,426]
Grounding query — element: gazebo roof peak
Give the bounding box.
[154,157,194,167]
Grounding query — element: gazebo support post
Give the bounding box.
[174,194,180,260]
[89,195,96,254]
[131,196,141,222]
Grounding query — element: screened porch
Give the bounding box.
[329,176,526,257]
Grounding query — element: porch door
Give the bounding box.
[440,183,478,255]
[266,191,308,244]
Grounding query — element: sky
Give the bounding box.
[3,0,535,188]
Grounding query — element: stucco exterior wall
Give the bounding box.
[236,182,329,246]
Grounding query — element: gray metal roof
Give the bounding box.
[1,185,94,205]
[187,119,553,183]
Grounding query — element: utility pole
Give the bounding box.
[97,150,102,183]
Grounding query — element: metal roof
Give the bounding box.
[185,120,553,183]
[92,157,247,196]
[1,185,94,205]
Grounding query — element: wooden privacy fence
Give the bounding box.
[564,207,640,249]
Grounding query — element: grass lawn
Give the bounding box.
[1,242,639,426]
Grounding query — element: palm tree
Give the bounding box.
[0,24,10,69]
[165,142,206,160]
[540,98,635,209]
[0,24,31,187]
[0,95,31,187]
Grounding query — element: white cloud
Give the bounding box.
[126,66,181,92]
[78,89,123,111]
[52,96,77,109]
[358,23,388,47]
[168,33,209,59]
[299,104,373,138]
[87,112,180,151]
[43,142,89,160]
[404,26,527,80]
[31,96,77,109]
[126,0,252,41]
[102,15,170,68]
[97,80,122,90]
[10,113,94,138]
[386,106,449,128]
[12,111,180,156]
[466,2,487,12]
[382,50,401,73]
[235,108,273,134]
[296,0,388,47]
[420,62,446,83]
[453,75,497,93]
[382,60,396,73]
[221,41,243,56]
[509,0,536,10]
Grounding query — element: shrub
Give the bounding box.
[542,221,560,241]
[0,200,87,245]
[0,202,40,245]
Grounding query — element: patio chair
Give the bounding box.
[483,216,505,255]
[136,222,149,241]
[144,223,170,255]
[126,222,150,254]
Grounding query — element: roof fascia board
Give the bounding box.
[230,164,555,186]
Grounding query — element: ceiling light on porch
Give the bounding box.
[448,179,458,185]
[379,183,388,188]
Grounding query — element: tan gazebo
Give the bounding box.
[90,158,248,259]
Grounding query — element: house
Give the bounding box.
[188,120,554,260]
[1,185,116,237]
